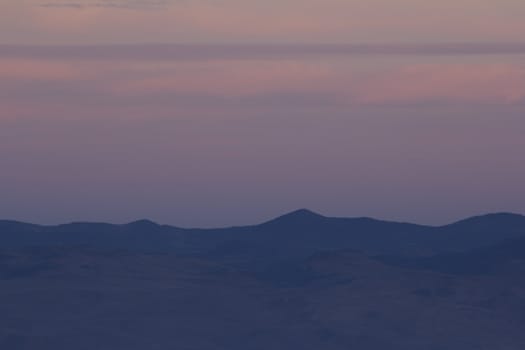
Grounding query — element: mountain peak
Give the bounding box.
[286,208,323,218]
[262,209,325,226]
[126,219,159,227]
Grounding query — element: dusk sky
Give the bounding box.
[1,0,525,227]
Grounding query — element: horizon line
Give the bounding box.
[1,209,523,230]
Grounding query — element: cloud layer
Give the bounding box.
[38,0,170,10]
[4,0,525,45]
[1,44,524,110]
[3,43,525,61]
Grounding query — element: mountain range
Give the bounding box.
[2,209,525,258]
[2,209,525,349]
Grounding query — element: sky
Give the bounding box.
[1,0,525,227]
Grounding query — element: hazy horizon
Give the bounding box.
[2,0,525,227]
[2,208,525,231]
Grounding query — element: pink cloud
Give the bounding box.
[110,60,341,98]
[354,64,525,105]
[0,59,81,80]
[2,56,525,125]
[5,0,525,44]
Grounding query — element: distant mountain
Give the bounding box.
[1,210,525,260]
[3,211,525,349]
[0,219,184,252]
[260,208,327,226]
[431,212,525,250]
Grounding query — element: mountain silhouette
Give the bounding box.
[261,208,326,225]
[3,210,525,349]
[2,210,525,259]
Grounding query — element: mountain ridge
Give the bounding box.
[2,210,525,349]
[2,210,525,259]
[3,209,524,229]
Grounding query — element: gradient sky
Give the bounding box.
[1,0,525,227]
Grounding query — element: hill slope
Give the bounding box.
[2,210,525,259]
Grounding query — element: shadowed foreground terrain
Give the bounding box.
[1,210,525,349]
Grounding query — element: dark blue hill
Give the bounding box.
[1,211,525,260]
